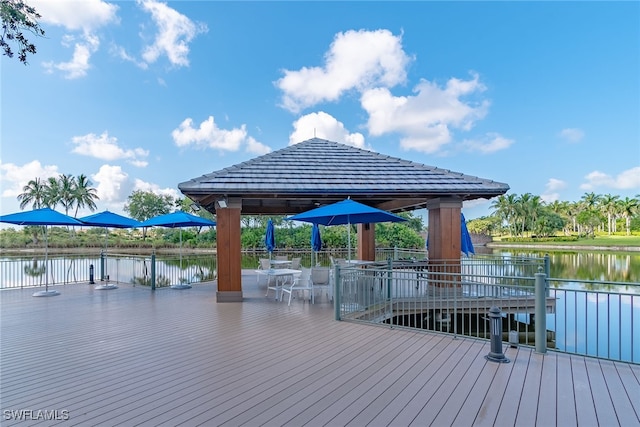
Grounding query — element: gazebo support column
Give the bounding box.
[215,198,242,302]
[426,197,462,289]
[357,223,375,261]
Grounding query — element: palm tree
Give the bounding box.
[43,176,61,209]
[619,197,639,236]
[58,174,76,216]
[17,178,47,209]
[599,194,620,235]
[490,194,517,236]
[72,174,99,217]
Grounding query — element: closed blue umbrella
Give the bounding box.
[461,213,475,257]
[426,212,475,257]
[311,223,322,266]
[0,208,84,296]
[265,219,276,259]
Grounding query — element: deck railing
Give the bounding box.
[334,259,639,364]
[0,252,217,290]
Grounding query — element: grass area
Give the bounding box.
[492,234,640,248]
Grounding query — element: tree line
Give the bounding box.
[468,192,640,237]
[10,174,640,251]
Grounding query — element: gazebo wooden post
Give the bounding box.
[426,197,462,290]
[215,198,243,302]
[357,223,375,261]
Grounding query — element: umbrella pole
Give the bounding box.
[180,229,183,269]
[45,226,49,291]
[347,222,351,261]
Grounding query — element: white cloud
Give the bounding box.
[580,167,640,191]
[245,137,272,155]
[276,29,411,113]
[30,0,119,32]
[558,128,585,143]
[361,73,489,153]
[133,179,180,200]
[33,0,118,79]
[171,116,270,154]
[71,132,149,167]
[138,0,208,67]
[460,132,514,154]
[541,178,567,203]
[289,112,367,149]
[91,165,131,205]
[0,160,60,199]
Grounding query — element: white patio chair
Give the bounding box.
[290,257,302,270]
[258,258,278,295]
[280,268,313,306]
[311,267,331,302]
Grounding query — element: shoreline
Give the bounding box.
[485,242,640,252]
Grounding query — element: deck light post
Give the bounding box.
[485,306,510,363]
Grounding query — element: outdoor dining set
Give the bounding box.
[256,255,332,306]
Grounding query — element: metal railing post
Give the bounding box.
[535,270,547,353]
[334,265,341,320]
[151,253,156,291]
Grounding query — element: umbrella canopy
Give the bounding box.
[265,219,276,255]
[287,199,406,226]
[461,213,475,256]
[80,210,141,228]
[0,207,84,226]
[139,211,216,228]
[287,199,406,260]
[0,208,84,296]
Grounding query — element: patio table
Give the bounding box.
[256,268,301,300]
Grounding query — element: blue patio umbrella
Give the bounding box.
[265,219,276,260]
[311,223,322,266]
[80,210,142,289]
[0,208,84,296]
[287,199,406,260]
[461,213,475,256]
[140,211,216,288]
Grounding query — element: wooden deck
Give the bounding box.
[1,271,639,427]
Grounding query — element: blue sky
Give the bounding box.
[2,1,639,222]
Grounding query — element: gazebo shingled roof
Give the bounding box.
[178,138,509,215]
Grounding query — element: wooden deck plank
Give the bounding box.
[393,336,484,425]
[515,350,544,426]
[555,352,578,426]
[584,357,624,426]
[493,346,530,425]
[448,342,504,426]
[240,330,415,427]
[536,352,558,427]
[0,272,638,427]
[472,347,518,427]
[600,358,640,426]
[425,340,489,426]
[572,356,600,426]
[614,361,640,419]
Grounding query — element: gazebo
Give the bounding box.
[179,138,509,302]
